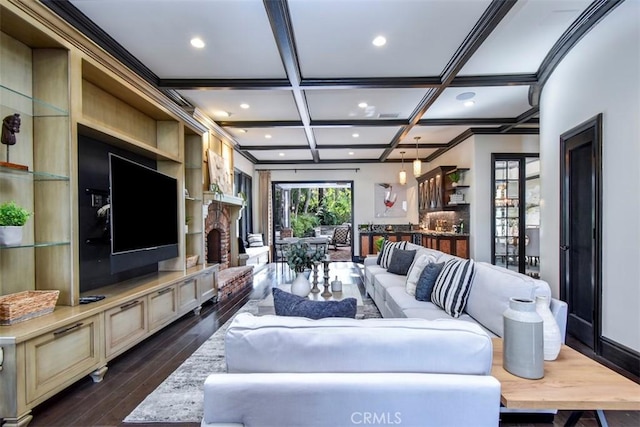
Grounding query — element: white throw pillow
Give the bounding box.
[405,253,435,296]
[431,258,476,318]
[247,233,264,247]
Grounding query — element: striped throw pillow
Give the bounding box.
[431,258,476,318]
[379,241,408,269]
[247,233,264,247]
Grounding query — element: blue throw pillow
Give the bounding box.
[272,288,357,319]
[386,249,417,275]
[415,262,445,302]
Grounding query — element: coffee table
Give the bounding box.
[492,338,640,426]
[258,281,364,318]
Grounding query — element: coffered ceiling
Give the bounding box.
[43,0,617,165]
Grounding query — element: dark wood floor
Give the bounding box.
[27,262,639,427]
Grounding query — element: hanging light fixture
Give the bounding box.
[398,151,407,185]
[413,136,422,177]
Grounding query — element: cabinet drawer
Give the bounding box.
[197,271,216,303]
[105,298,147,358]
[177,278,199,314]
[25,314,101,403]
[148,285,177,332]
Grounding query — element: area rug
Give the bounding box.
[124,295,381,423]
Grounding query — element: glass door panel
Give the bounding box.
[492,154,540,276]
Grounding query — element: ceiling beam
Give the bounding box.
[449,74,538,87]
[301,76,441,89]
[263,0,318,162]
[498,107,539,133]
[379,0,518,161]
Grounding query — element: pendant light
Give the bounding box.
[398,151,407,185]
[413,136,422,177]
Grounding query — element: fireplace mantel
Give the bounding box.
[203,192,244,208]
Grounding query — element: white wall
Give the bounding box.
[426,134,539,261]
[261,163,419,255]
[539,0,639,351]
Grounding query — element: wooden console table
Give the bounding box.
[492,338,640,426]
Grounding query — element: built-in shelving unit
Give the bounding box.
[0,3,218,425]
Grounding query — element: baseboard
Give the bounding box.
[600,337,640,378]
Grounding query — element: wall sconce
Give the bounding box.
[399,151,407,185]
[413,136,422,177]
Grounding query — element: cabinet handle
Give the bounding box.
[53,322,84,337]
[157,288,173,296]
[120,300,140,311]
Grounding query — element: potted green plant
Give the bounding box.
[286,242,325,273]
[0,201,31,246]
[286,241,325,297]
[448,171,461,187]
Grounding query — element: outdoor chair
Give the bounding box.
[329,225,351,250]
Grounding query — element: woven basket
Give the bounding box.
[0,290,60,325]
[185,254,199,269]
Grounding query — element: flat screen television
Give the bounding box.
[109,153,179,274]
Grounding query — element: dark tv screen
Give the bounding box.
[109,154,179,273]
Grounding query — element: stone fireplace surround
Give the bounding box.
[205,200,253,303]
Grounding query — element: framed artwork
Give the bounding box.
[374,183,407,218]
[207,149,232,195]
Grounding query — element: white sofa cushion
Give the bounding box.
[465,262,551,337]
[225,313,493,375]
[404,253,435,296]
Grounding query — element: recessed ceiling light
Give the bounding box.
[358,102,368,109]
[456,92,476,101]
[240,103,250,109]
[352,133,359,138]
[238,129,247,133]
[348,151,355,155]
[279,152,285,157]
[213,110,230,118]
[464,100,475,107]
[372,35,386,47]
[190,37,205,49]
[265,134,272,139]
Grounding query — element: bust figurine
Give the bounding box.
[2,113,21,146]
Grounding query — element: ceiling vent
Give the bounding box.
[378,113,400,119]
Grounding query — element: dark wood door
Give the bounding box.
[560,114,602,351]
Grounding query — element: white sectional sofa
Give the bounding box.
[364,242,568,340]
[202,312,501,427]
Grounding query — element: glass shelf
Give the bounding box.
[185,162,201,170]
[185,197,202,202]
[1,84,68,117]
[185,231,203,236]
[0,165,70,181]
[0,241,71,250]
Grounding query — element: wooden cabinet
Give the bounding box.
[148,285,178,333]
[418,166,470,212]
[177,278,200,315]
[418,166,455,212]
[421,234,469,259]
[197,268,217,303]
[25,314,102,404]
[104,298,147,358]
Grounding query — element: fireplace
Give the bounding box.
[205,204,230,270]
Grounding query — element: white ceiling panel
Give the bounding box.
[314,127,401,146]
[180,90,301,121]
[306,88,429,120]
[249,149,314,162]
[289,0,491,78]
[231,127,308,147]
[71,0,285,79]
[460,0,591,75]
[318,148,385,161]
[423,86,532,119]
[389,147,439,161]
[404,125,483,145]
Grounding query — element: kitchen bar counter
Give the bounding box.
[358,230,469,259]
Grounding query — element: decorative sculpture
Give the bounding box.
[1,114,21,164]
